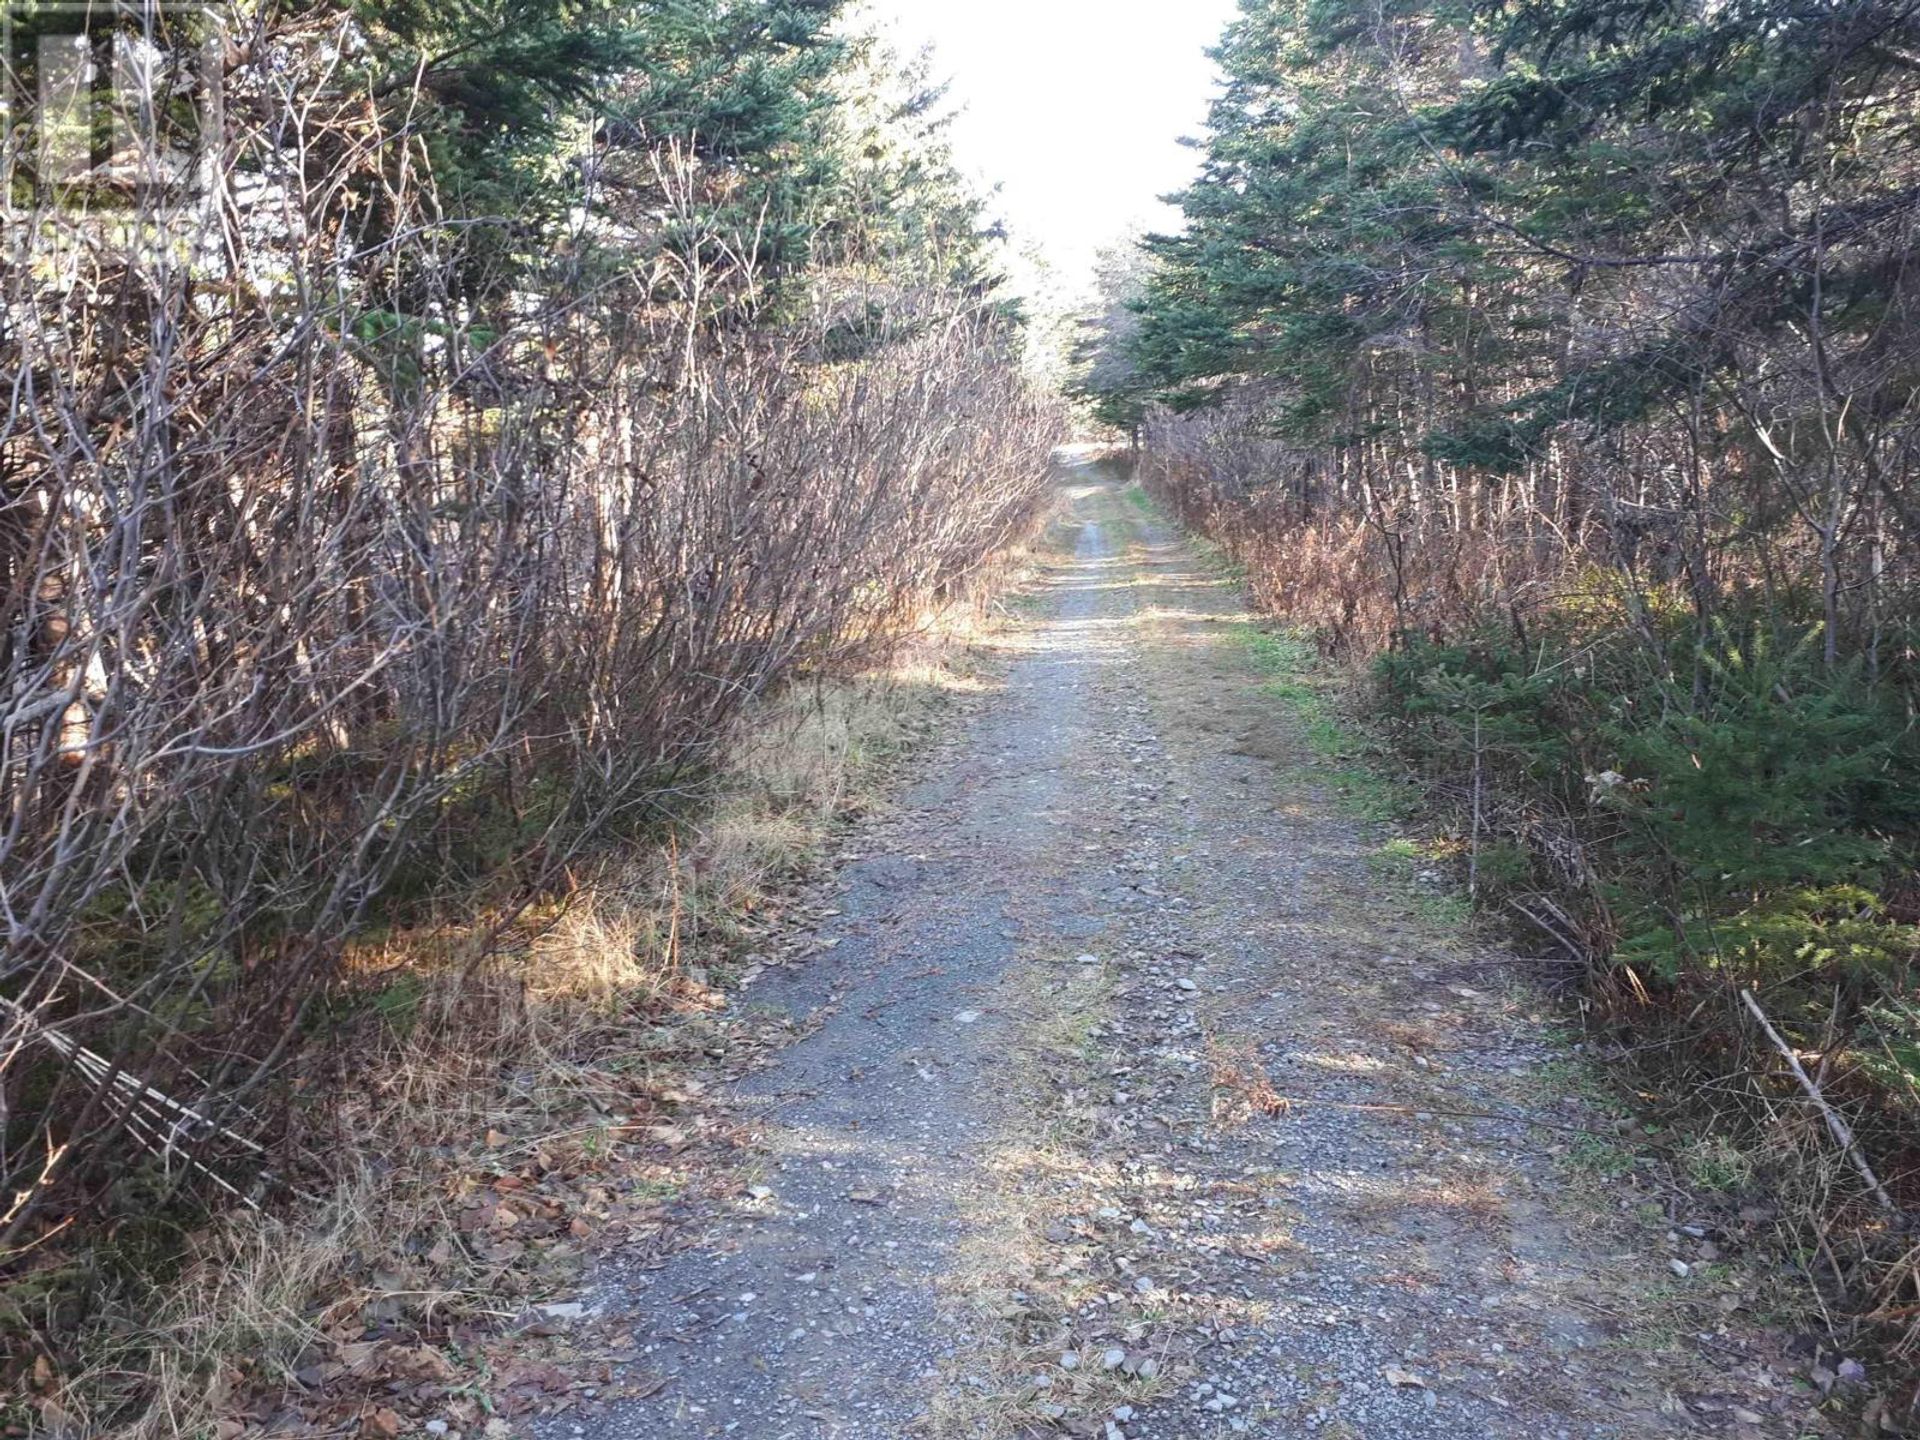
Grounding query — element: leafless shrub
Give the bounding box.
[1140,396,1571,656]
[0,4,1062,1305]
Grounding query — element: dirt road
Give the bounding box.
[554,463,1798,1438]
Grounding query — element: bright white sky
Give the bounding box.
[865,0,1238,300]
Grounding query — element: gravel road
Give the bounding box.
[550,461,1807,1440]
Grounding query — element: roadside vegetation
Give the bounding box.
[0,0,1060,1426]
[1077,0,1920,1372]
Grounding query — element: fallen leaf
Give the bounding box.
[409,1346,458,1382]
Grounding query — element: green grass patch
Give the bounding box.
[1366,837,1474,928]
[1235,623,1319,681]
[1226,620,1420,820]
[1565,1131,1637,1180]
[1415,891,1473,930]
[1678,1133,1756,1192]
[1369,836,1424,871]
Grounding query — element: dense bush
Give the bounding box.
[1376,622,1919,990]
[0,0,1060,1282]
[1083,0,1920,1353]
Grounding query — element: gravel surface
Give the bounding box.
[546,463,1805,1439]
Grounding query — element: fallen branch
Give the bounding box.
[1740,988,1899,1215]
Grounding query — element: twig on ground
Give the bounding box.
[1740,987,1900,1215]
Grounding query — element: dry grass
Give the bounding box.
[1367,1018,1446,1056]
[49,1181,385,1440]
[923,958,1184,1440]
[1206,1035,1291,1128]
[1343,1172,1510,1231]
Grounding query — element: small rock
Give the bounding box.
[1101,1347,1127,1371]
[746,1185,774,1201]
[1060,1353,1081,1370]
[954,1010,982,1024]
[425,1424,450,1437]
[1177,978,1199,992]
[537,1301,587,1321]
[1668,1259,1691,1279]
